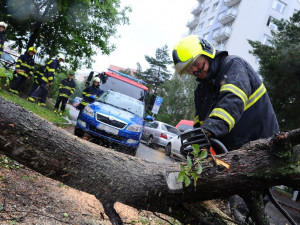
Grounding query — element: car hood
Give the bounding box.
[90,102,144,125]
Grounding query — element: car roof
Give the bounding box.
[175,120,193,128]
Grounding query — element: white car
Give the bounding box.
[165,124,193,159]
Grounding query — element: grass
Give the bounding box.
[0,90,72,127]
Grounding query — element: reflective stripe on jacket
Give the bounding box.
[194,51,279,151]
[79,85,103,107]
[15,53,35,78]
[41,59,59,84]
[58,78,76,99]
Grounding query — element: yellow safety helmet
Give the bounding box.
[28,46,37,53]
[172,35,216,75]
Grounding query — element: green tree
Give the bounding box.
[139,45,172,95]
[249,11,300,130]
[155,73,196,125]
[0,0,131,70]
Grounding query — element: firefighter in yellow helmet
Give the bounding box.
[172,35,279,151]
[9,47,36,95]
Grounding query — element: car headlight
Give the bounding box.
[126,125,142,132]
[83,106,94,117]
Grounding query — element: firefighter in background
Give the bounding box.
[54,72,76,116]
[0,21,7,57]
[28,53,65,107]
[9,47,36,95]
[28,64,45,96]
[76,77,103,116]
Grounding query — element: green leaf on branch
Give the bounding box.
[184,176,191,187]
[177,171,185,183]
[186,156,192,170]
[198,150,208,160]
[197,164,203,175]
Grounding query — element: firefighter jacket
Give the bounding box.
[193,51,279,151]
[0,31,4,56]
[15,53,35,78]
[79,85,104,107]
[41,59,60,85]
[58,78,76,99]
[33,65,45,84]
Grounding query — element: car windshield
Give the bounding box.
[97,91,145,118]
[178,124,193,132]
[165,124,180,135]
[99,74,146,102]
[1,52,16,64]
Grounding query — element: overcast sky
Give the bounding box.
[91,0,196,73]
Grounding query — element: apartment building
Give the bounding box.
[187,0,300,71]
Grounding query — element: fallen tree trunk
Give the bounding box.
[0,96,300,224]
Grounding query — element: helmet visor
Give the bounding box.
[181,55,202,76]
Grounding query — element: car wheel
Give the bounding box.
[147,136,153,148]
[128,146,138,156]
[74,127,84,138]
[165,143,171,156]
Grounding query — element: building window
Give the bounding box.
[267,16,278,31]
[208,17,214,26]
[198,22,204,29]
[202,8,209,17]
[272,0,287,14]
[212,2,219,11]
[262,34,273,46]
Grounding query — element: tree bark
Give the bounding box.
[0,96,300,224]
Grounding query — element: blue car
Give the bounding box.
[74,90,145,155]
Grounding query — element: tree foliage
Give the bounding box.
[249,11,300,130]
[0,0,131,70]
[137,45,172,96]
[155,73,196,125]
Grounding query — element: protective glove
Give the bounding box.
[180,128,212,157]
[89,95,96,100]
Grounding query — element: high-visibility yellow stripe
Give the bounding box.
[61,86,73,90]
[220,84,248,108]
[59,93,70,98]
[245,83,266,110]
[81,102,89,106]
[46,67,55,72]
[194,115,204,126]
[20,63,32,68]
[209,108,235,131]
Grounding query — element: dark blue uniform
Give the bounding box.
[77,84,103,115]
[28,59,60,106]
[54,78,76,112]
[9,52,35,94]
[194,51,279,151]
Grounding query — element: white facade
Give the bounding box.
[187,0,300,71]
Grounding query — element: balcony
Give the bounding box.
[215,43,226,51]
[212,27,232,42]
[223,0,241,7]
[186,17,199,29]
[218,8,238,24]
[192,3,204,15]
